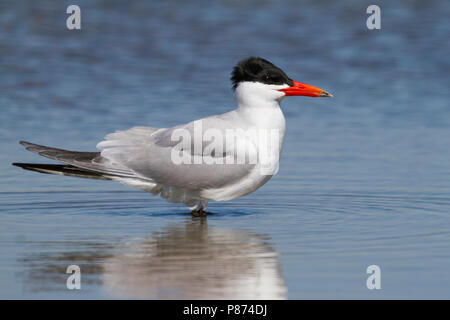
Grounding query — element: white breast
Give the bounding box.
[201,103,286,201]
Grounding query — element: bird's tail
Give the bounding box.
[12,163,111,180]
[12,141,140,181]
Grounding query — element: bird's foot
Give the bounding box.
[191,209,208,217]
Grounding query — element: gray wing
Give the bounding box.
[96,113,256,190]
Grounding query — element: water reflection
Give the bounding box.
[20,217,287,299]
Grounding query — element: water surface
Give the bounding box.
[1,0,450,299]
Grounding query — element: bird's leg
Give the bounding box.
[189,200,209,217]
[191,208,207,217]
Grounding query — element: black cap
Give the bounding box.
[231,57,293,90]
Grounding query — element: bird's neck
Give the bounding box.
[235,97,286,134]
[233,82,286,139]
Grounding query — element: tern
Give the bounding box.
[13,57,332,215]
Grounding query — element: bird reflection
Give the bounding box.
[19,217,287,299]
[102,217,286,299]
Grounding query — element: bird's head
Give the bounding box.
[231,57,332,106]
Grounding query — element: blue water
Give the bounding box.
[1,0,450,299]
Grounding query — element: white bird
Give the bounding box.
[13,57,332,215]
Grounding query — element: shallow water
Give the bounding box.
[1,0,450,299]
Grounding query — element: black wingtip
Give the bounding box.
[12,162,41,171]
[12,162,27,169]
[19,141,32,147]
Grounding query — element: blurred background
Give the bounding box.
[0,0,449,299]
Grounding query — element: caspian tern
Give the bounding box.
[13,57,332,215]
